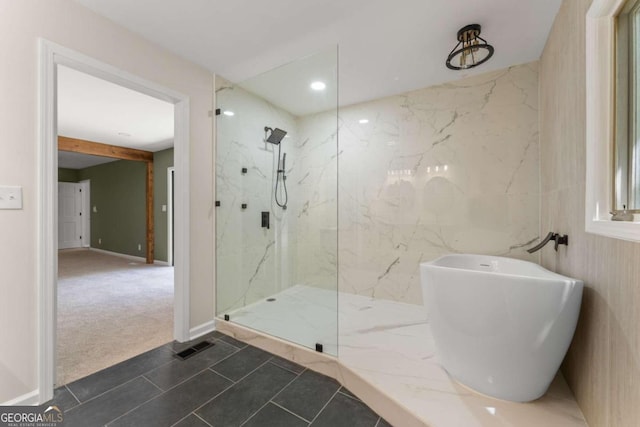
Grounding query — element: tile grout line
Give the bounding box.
[65,374,152,411]
[103,376,174,426]
[192,412,215,427]
[103,354,241,427]
[270,401,313,425]
[208,355,272,386]
[190,357,277,417]
[63,384,81,406]
[206,367,236,385]
[66,344,176,404]
[182,379,237,420]
[169,412,214,427]
[141,374,166,392]
[218,336,248,350]
[238,369,306,427]
[145,342,242,392]
[141,344,242,394]
[268,357,306,376]
[309,388,342,424]
[337,389,362,402]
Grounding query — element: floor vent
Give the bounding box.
[175,341,214,360]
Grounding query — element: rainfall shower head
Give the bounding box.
[264,127,287,145]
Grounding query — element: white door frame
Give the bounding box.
[167,167,175,266]
[38,39,191,403]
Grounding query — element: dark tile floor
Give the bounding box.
[45,331,393,427]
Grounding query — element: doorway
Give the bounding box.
[38,40,191,402]
[55,65,176,385]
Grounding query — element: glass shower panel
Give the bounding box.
[215,47,338,355]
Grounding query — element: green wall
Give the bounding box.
[153,148,174,262]
[58,149,174,261]
[78,160,147,258]
[58,168,79,182]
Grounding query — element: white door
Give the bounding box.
[58,182,83,249]
[79,180,91,247]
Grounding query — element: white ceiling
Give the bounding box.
[75,0,561,113]
[237,47,338,116]
[57,65,174,169]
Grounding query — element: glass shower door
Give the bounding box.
[215,47,338,355]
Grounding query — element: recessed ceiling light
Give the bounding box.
[310,81,326,91]
[223,110,235,116]
[118,132,131,137]
[359,119,369,124]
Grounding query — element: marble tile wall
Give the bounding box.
[295,63,541,304]
[215,77,339,313]
[215,77,299,314]
[293,112,338,290]
[540,0,640,425]
[217,63,540,308]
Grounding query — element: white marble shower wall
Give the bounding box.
[295,62,540,304]
[215,77,299,314]
[291,112,338,290]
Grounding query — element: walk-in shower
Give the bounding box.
[215,47,338,355]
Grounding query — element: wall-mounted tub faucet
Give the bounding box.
[527,232,569,253]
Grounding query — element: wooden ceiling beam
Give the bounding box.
[58,136,153,162]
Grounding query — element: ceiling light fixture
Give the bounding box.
[310,81,326,91]
[446,24,494,70]
[359,119,369,124]
[223,110,235,116]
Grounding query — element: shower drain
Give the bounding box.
[266,298,276,302]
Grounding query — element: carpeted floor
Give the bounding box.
[56,249,174,386]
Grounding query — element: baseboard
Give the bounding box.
[189,320,217,341]
[2,389,40,406]
[88,247,169,265]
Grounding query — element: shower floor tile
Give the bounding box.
[226,285,339,355]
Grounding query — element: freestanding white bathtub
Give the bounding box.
[420,254,583,402]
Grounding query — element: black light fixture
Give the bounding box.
[446,24,494,70]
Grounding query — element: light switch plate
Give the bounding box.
[0,186,23,209]
[162,204,167,212]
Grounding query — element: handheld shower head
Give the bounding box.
[264,127,287,145]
